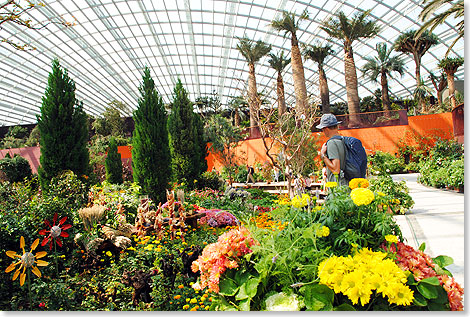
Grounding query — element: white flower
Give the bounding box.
[265,292,304,311]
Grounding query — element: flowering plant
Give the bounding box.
[382,241,464,311]
[349,178,369,189]
[350,188,375,206]
[318,247,414,307]
[191,227,258,293]
[199,209,240,228]
[39,213,72,250]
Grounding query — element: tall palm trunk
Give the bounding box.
[276,72,287,117]
[380,70,391,117]
[248,62,259,131]
[318,66,330,113]
[344,41,361,127]
[412,51,426,113]
[446,71,457,109]
[290,34,308,116]
[234,110,240,127]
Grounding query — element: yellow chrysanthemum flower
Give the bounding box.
[350,188,375,206]
[5,236,48,286]
[325,181,337,188]
[349,178,369,190]
[385,234,398,244]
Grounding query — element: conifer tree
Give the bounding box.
[105,136,123,184]
[37,58,89,189]
[193,112,208,176]
[132,67,171,203]
[167,79,203,187]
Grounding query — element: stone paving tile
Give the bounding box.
[391,174,464,288]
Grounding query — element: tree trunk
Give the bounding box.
[248,62,259,134]
[413,51,426,113]
[234,110,240,127]
[381,71,391,117]
[277,72,287,117]
[447,71,457,109]
[290,33,308,117]
[319,66,330,113]
[344,41,361,127]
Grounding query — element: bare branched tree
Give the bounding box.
[1,0,76,50]
[256,104,320,197]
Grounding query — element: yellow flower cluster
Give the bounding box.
[318,248,414,306]
[291,193,311,208]
[350,188,375,206]
[325,182,337,188]
[385,234,398,244]
[349,178,369,190]
[316,226,330,237]
[273,195,291,206]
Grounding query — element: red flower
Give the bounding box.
[39,213,72,250]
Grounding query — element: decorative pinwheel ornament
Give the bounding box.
[39,213,72,250]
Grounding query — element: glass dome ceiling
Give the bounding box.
[0,0,464,126]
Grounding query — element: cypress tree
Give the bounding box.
[193,112,208,176]
[105,136,123,184]
[132,67,171,203]
[37,58,89,189]
[167,79,202,187]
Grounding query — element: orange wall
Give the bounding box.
[206,113,454,171]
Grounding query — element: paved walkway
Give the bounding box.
[391,173,465,288]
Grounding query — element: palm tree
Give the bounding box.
[320,10,381,127]
[229,96,249,127]
[236,36,271,131]
[268,51,291,118]
[270,9,309,117]
[438,56,464,109]
[394,30,438,112]
[417,0,464,56]
[413,80,434,114]
[428,71,447,106]
[361,42,406,116]
[303,41,335,114]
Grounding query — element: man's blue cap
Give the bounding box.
[315,113,342,129]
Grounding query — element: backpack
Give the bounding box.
[328,135,367,180]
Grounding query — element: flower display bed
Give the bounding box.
[0,175,463,311]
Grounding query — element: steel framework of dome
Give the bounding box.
[0,0,464,126]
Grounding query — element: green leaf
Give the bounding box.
[218,277,239,296]
[235,278,260,300]
[412,292,428,307]
[419,276,440,286]
[239,298,250,311]
[432,255,454,268]
[302,227,315,240]
[417,283,438,299]
[334,303,356,311]
[427,301,447,311]
[419,242,426,252]
[432,286,450,305]
[234,269,251,285]
[407,273,418,285]
[302,283,334,311]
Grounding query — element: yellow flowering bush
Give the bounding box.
[318,248,414,306]
[291,193,311,208]
[350,188,375,206]
[349,178,369,189]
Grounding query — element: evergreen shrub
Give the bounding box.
[0,153,32,182]
[105,137,123,184]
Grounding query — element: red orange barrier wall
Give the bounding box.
[0,113,454,175]
[206,112,454,171]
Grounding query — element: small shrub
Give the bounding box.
[0,153,32,182]
[197,171,224,191]
[368,151,406,175]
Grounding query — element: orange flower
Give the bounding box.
[5,236,48,286]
